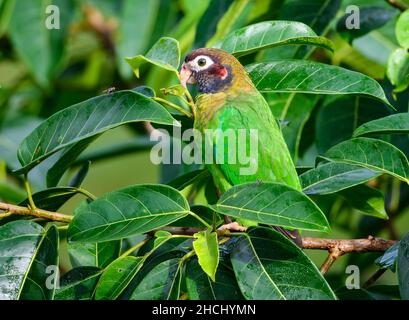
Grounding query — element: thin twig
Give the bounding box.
[385,0,408,11]
[363,268,387,288]
[0,202,72,223]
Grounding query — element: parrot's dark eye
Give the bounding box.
[198,58,207,67]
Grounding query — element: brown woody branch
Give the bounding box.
[161,227,397,274]
[0,203,397,275]
[302,236,397,274]
[0,202,73,223]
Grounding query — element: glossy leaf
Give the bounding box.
[323,137,409,184]
[170,205,223,228]
[213,182,330,232]
[185,258,244,300]
[280,0,341,36]
[396,9,409,48]
[246,60,391,107]
[315,96,389,153]
[354,113,409,137]
[126,37,180,78]
[15,90,176,174]
[375,242,399,271]
[46,136,96,188]
[339,185,388,220]
[300,162,381,195]
[19,187,80,212]
[398,232,409,299]
[166,169,210,190]
[0,221,59,300]
[68,184,190,242]
[68,240,121,269]
[95,256,143,300]
[54,267,101,300]
[193,231,219,282]
[336,7,396,40]
[230,227,336,300]
[387,48,409,93]
[130,257,182,300]
[214,21,333,57]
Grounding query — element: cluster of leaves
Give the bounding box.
[1,0,409,300]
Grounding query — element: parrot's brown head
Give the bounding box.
[179,48,253,94]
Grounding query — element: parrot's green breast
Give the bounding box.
[194,89,301,194]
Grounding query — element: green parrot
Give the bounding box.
[179,48,301,237]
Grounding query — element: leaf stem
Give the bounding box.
[23,175,36,211]
[154,97,192,118]
[76,188,97,201]
[188,211,212,229]
[120,237,150,258]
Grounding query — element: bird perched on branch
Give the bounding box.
[179,48,301,242]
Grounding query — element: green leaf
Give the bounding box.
[68,240,121,269]
[323,137,409,184]
[213,182,330,232]
[46,137,96,188]
[54,267,102,300]
[193,231,219,282]
[9,0,73,87]
[264,92,318,161]
[246,60,391,107]
[194,0,232,48]
[315,96,390,153]
[14,90,177,174]
[116,0,160,78]
[185,258,244,300]
[336,7,396,41]
[375,242,399,271]
[126,37,180,78]
[300,162,381,195]
[19,187,80,212]
[206,0,252,47]
[354,113,409,137]
[95,256,143,300]
[170,205,223,228]
[230,227,336,300]
[166,169,210,190]
[130,257,182,300]
[0,221,59,300]
[280,0,341,36]
[214,21,333,57]
[396,9,409,48]
[0,0,15,38]
[398,232,409,299]
[68,184,190,242]
[339,185,388,220]
[387,48,409,92]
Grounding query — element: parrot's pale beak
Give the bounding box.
[179,63,194,89]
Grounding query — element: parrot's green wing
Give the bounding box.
[198,91,301,193]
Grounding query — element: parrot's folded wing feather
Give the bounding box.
[205,92,301,193]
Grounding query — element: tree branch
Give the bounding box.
[0,202,73,223]
[385,0,408,11]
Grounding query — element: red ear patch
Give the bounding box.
[218,66,228,80]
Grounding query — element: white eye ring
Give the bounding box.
[190,55,214,71]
